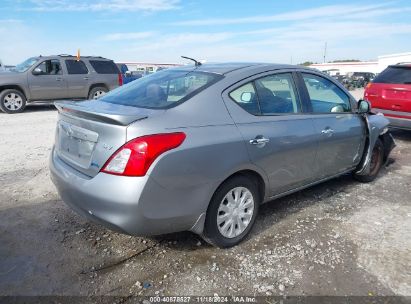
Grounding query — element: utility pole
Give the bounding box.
[323,42,327,63]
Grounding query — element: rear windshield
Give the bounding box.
[100,70,223,109]
[89,60,119,74]
[373,66,411,84]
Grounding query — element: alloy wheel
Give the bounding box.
[3,93,23,111]
[93,90,106,99]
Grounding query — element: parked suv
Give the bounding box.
[0,55,122,113]
[116,63,142,85]
[365,63,411,130]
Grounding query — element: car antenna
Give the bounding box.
[181,56,202,66]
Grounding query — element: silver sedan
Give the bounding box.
[50,63,394,248]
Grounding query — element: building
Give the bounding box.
[377,52,411,71]
[309,52,411,76]
[117,62,182,74]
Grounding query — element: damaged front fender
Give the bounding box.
[355,113,395,175]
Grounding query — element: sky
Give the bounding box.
[1,0,411,65]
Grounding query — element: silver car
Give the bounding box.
[50,63,395,248]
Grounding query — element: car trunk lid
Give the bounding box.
[54,100,162,177]
[366,83,411,113]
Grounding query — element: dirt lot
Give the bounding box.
[0,98,410,298]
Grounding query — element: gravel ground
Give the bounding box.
[0,97,410,297]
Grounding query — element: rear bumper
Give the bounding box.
[49,147,205,236]
[372,108,411,130]
[387,116,411,130]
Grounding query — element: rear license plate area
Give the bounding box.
[57,121,98,169]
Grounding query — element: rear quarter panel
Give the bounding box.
[125,80,270,219]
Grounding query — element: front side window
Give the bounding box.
[229,73,300,115]
[65,60,88,74]
[302,73,351,113]
[100,70,222,109]
[35,59,62,75]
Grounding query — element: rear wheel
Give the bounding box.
[202,175,260,248]
[88,87,108,100]
[0,89,26,114]
[354,139,384,183]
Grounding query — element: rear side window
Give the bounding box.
[229,83,260,115]
[255,73,299,114]
[100,70,223,109]
[229,73,300,115]
[373,66,411,84]
[65,60,88,74]
[89,60,119,74]
[302,73,351,113]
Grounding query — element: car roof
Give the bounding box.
[37,55,112,61]
[389,63,411,68]
[173,62,309,75]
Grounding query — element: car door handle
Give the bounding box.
[321,128,334,135]
[56,77,63,81]
[83,77,89,80]
[249,137,270,145]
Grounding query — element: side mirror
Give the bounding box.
[32,68,42,75]
[358,99,370,114]
[125,71,132,77]
[240,92,253,102]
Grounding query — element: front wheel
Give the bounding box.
[354,139,384,183]
[202,175,260,248]
[0,89,27,113]
[88,87,108,100]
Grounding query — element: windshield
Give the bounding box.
[12,57,38,73]
[100,69,223,109]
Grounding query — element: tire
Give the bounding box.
[88,86,108,100]
[0,89,27,114]
[354,139,384,183]
[202,175,260,248]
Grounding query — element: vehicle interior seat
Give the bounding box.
[240,92,260,115]
[145,84,167,106]
[257,87,294,113]
[50,62,61,75]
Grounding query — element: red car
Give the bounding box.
[364,63,411,130]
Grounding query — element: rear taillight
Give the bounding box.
[101,132,186,176]
[364,83,371,97]
[118,73,123,86]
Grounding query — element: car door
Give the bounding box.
[222,71,319,196]
[28,59,68,100]
[298,72,366,178]
[64,59,90,99]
